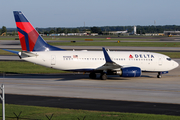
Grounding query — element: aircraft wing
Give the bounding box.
[96,47,122,70]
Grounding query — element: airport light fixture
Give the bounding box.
[0,84,5,120]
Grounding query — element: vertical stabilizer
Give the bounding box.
[13,11,65,52]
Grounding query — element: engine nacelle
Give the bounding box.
[120,67,141,77]
[106,67,141,77]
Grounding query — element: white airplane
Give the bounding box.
[4,11,179,80]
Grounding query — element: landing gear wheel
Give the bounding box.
[157,74,162,78]
[100,73,107,80]
[89,72,96,79]
[157,72,162,78]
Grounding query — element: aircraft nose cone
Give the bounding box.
[173,60,179,68]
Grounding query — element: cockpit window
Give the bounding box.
[166,58,171,61]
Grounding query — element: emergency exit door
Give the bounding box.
[158,56,162,66]
[51,55,56,65]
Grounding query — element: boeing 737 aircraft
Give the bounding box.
[4,11,179,80]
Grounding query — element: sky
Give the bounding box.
[1,0,180,28]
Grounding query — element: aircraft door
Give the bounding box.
[51,55,56,65]
[158,56,162,66]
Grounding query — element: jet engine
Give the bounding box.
[107,67,141,77]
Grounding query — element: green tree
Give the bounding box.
[49,29,55,34]
[67,28,72,33]
[91,27,102,34]
[1,26,7,34]
[44,31,49,35]
[61,29,67,34]
[57,28,62,33]
[72,28,79,33]
[12,31,17,36]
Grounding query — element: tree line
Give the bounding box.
[35,25,180,35]
[1,25,180,35]
[36,27,102,34]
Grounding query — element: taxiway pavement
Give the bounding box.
[1,59,180,104]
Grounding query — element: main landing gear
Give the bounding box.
[89,72,107,80]
[100,72,107,80]
[89,72,96,79]
[157,72,162,78]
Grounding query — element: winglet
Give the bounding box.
[102,47,113,63]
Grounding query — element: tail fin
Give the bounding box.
[13,11,65,52]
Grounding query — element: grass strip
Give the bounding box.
[0,37,18,40]
[44,37,159,41]
[159,52,180,58]
[0,61,65,74]
[0,104,179,120]
[0,36,160,41]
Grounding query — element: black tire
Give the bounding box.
[100,73,107,80]
[157,75,162,78]
[89,72,96,79]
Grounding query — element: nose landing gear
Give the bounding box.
[157,72,162,78]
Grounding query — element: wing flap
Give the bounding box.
[96,62,121,70]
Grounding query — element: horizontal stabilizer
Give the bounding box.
[2,49,20,55]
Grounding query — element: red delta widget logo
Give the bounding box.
[129,54,155,59]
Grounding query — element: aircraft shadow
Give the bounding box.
[0,73,155,81]
[56,74,132,81]
[141,75,155,78]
